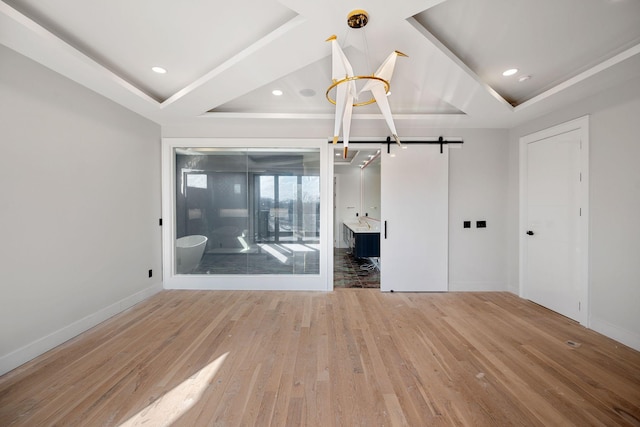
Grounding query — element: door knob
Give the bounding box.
[526,230,534,236]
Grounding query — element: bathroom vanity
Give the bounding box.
[343,221,380,258]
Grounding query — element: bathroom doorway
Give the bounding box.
[333,144,381,288]
[331,141,449,291]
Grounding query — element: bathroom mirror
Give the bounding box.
[361,152,381,219]
[332,146,381,218]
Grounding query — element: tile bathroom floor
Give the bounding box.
[193,247,319,275]
[333,248,380,288]
[188,247,378,288]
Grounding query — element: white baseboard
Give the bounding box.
[589,316,640,352]
[0,282,163,376]
[448,281,507,292]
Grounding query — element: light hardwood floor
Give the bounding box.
[1,290,639,426]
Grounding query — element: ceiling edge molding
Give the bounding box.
[514,42,640,112]
[0,1,159,107]
[198,112,468,121]
[396,0,450,21]
[405,16,514,112]
[161,14,307,109]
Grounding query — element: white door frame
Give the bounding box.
[519,116,590,326]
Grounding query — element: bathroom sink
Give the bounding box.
[344,222,380,233]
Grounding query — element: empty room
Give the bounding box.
[1,0,639,425]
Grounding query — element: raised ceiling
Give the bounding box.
[1,0,639,130]
[414,0,640,106]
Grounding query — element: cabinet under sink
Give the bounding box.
[343,222,380,258]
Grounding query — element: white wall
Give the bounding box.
[165,125,511,292]
[508,74,640,350]
[0,46,163,374]
[448,130,510,291]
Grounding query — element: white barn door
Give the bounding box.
[381,144,448,292]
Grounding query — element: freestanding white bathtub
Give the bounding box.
[176,235,208,274]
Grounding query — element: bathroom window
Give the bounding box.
[174,147,320,275]
[186,173,207,189]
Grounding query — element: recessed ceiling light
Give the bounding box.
[299,88,316,97]
[335,152,341,157]
[272,89,283,96]
[152,66,167,74]
[502,68,518,77]
[518,75,532,82]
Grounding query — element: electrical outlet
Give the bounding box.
[476,220,486,228]
[148,269,153,278]
[463,221,471,228]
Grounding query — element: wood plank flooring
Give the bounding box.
[1,290,639,426]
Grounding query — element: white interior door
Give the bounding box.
[381,144,448,292]
[524,128,585,322]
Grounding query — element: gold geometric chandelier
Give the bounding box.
[326,9,407,158]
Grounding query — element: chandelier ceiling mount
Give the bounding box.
[347,10,369,29]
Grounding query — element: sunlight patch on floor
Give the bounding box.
[119,352,229,427]
[258,244,289,264]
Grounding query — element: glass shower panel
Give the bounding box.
[175,148,320,276]
[256,175,275,242]
[278,176,297,242]
[175,149,249,274]
[302,176,320,242]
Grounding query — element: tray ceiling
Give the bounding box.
[1,0,639,128]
